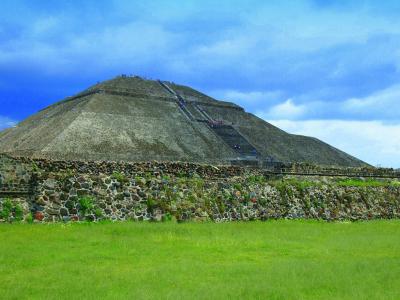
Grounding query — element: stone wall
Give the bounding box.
[1,154,399,222]
[0,155,32,185]
[282,162,400,177]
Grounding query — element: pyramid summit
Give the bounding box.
[0,75,365,167]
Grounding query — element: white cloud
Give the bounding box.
[266,119,400,168]
[209,89,285,109]
[343,84,400,119]
[196,36,253,58]
[0,20,181,74]
[0,0,399,97]
[250,82,400,122]
[257,99,307,120]
[0,116,16,130]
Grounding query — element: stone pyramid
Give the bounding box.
[0,76,366,166]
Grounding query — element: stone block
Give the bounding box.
[77,189,88,196]
[46,208,59,216]
[44,179,57,190]
[34,211,45,221]
[60,208,69,216]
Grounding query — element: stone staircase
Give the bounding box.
[158,81,195,120]
[208,124,259,158]
[158,80,260,159]
[0,183,33,196]
[185,102,207,121]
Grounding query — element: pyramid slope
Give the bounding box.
[0,76,367,167]
[88,76,172,99]
[200,105,365,166]
[0,96,91,157]
[0,90,236,163]
[42,93,235,162]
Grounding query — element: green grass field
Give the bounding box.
[1,221,399,299]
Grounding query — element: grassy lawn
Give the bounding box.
[0,221,399,299]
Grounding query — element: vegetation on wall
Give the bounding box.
[78,196,94,215]
[0,199,24,222]
[1,154,399,223]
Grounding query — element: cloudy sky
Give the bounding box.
[0,0,399,167]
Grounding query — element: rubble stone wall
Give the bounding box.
[1,154,399,222]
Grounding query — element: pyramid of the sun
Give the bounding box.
[0,76,365,166]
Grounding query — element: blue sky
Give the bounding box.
[0,0,399,167]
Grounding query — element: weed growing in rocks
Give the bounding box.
[246,175,266,184]
[94,208,103,219]
[25,213,34,224]
[146,198,157,213]
[337,179,390,187]
[58,169,75,182]
[78,196,94,215]
[112,172,129,184]
[31,162,39,172]
[14,204,23,221]
[270,178,319,195]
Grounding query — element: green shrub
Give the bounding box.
[176,171,187,178]
[337,179,387,187]
[191,177,205,189]
[1,199,25,222]
[31,162,39,172]
[59,169,74,181]
[144,172,154,180]
[216,198,225,213]
[94,208,103,218]
[162,212,173,222]
[258,197,268,206]
[146,198,157,212]
[233,183,242,191]
[25,213,34,224]
[270,179,317,195]
[14,204,24,221]
[79,196,94,215]
[289,179,316,191]
[0,199,13,221]
[270,180,286,194]
[112,172,129,184]
[247,175,266,184]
